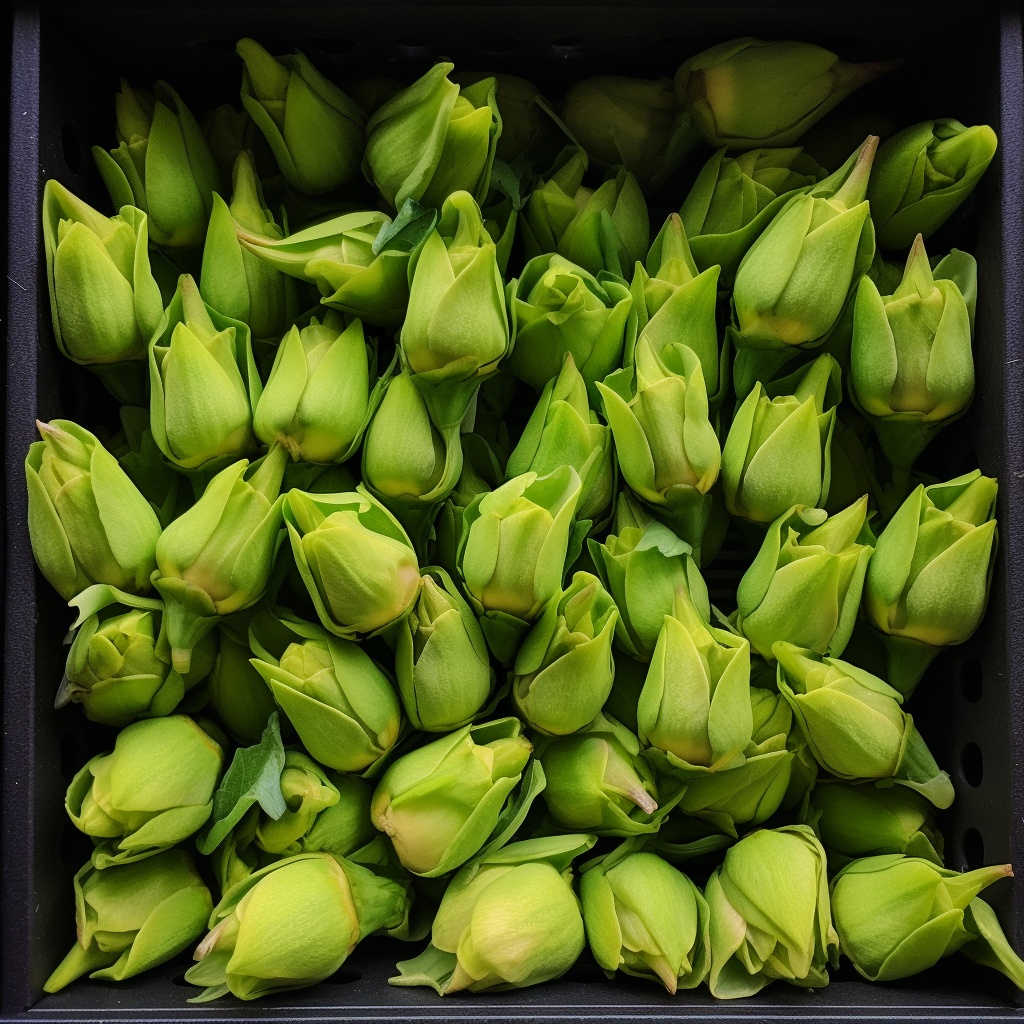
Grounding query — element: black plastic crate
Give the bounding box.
[5,1,1024,1020]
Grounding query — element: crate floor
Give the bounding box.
[20,942,1024,1022]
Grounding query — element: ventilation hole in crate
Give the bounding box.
[959,656,983,703]
[550,36,593,57]
[323,966,361,985]
[306,38,356,63]
[963,827,985,870]
[961,742,983,787]
[477,37,522,57]
[61,122,82,174]
[59,731,85,781]
[394,36,436,58]
[171,971,192,987]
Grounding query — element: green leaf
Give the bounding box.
[196,712,286,855]
[372,199,437,256]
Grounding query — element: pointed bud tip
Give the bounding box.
[172,648,193,674]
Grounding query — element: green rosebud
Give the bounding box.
[831,856,1024,988]
[453,71,542,162]
[631,213,722,403]
[457,466,582,663]
[862,471,997,697]
[254,314,374,464]
[679,146,826,283]
[774,642,953,807]
[206,621,277,745]
[42,180,163,367]
[364,63,500,210]
[638,585,752,771]
[661,680,800,835]
[506,353,614,523]
[362,371,458,533]
[722,354,840,525]
[237,206,432,327]
[401,193,511,415]
[44,850,212,993]
[597,337,721,552]
[806,782,944,870]
[589,503,710,661]
[581,844,710,992]
[66,715,224,866]
[186,853,407,1001]
[301,774,377,858]
[283,486,421,639]
[851,236,975,470]
[539,714,661,835]
[509,253,634,402]
[867,119,998,250]
[735,499,873,661]
[392,835,594,994]
[253,751,340,855]
[395,569,495,733]
[561,76,697,192]
[153,446,287,673]
[26,419,161,601]
[512,572,618,736]
[58,589,216,728]
[250,614,401,774]
[522,146,589,256]
[200,151,296,342]
[730,137,876,357]
[370,718,533,876]
[675,39,894,149]
[92,79,220,249]
[149,275,258,469]
[706,825,838,998]
[237,38,365,195]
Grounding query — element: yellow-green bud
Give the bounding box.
[92,79,220,249]
[676,38,895,149]
[391,835,594,994]
[863,470,997,697]
[867,119,998,250]
[185,853,407,1000]
[513,572,619,735]
[42,180,163,366]
[832,856,1024,988]
[581,845,710,992]
[254,314,373,464]
[44,850,212,993]
[722,354,840,525]
[363,63,500,210]
[395,569,495,733]
[371,718,533,876]
[510,253,634,402]
[26,420,161,601]
[735,499,873,661]
[251,616,401,775]
[539,714,660,835]
[237,38,365,195]
[851,236,975,470]
[65,715,224,866]
[705,825,838,998]
[283,486,421,640]
[153,446,288,674]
